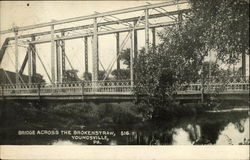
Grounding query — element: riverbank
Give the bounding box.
[1,101,249,127]
[0,101,249,145]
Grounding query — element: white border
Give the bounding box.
[1,145,249,160]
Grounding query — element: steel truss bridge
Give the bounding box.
[0,1,249,102]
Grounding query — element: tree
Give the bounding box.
[111,69,130,80]
[98,70,110,80]
[134,0,249,118]
[65,69,80,82]
[111,48,131,80]
[83,72,92,81]
[82,70,111,81]
[33,73,45,83]
[119,48,131,67]
[134,27,203,118]
[188,0,249,63]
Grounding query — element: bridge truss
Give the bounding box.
[0,1,249,101]
[0,1,189,84]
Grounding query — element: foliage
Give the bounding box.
[134,43,202,118]
[134,0,249,119]
[82,70,110,81]
[98,70,110,80]
[51,102,143,126]
[111,48,131,80]
[33,73,45,83]
[111,69,130,80]
[83,72,91,81]
[119,48,131,68]
[188,0,249,63]
[65,69,80,82]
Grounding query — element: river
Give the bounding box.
[0,102,249,145]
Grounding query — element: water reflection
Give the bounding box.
[172,128,192,145]
[216,118,249,145]
[0,104,249,145]
[48,114,250,145]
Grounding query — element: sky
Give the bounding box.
[0,1,172,82]
[0,1,249,83]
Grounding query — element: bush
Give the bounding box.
[48,102,143,126]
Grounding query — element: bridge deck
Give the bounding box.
[0,81,249,102]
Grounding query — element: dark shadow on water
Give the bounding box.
[0,101,249,145]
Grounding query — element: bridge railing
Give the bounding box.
[0,79,249,96]
[178,82,249,93]
[0,80,133,96]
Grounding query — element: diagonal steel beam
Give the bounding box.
[19,50,29,75]
[0,38,10,64]
[30,45,53,83]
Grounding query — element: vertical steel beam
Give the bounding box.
[208,51,212,88]
[178,11,183,22]
[84,36,88,73]
[145,9,149,55]
[178,11,183,29]
[133,21,138,60]
[152,27,156,52]
[28,45,32,84]
[133,21,138,82]
[14,29,19,84]
[84,36,89,80]
[116,32,120,80]
[242,53,246,76]
[56,40,61,83]
[130,30,134,86]
[92,18,98,81]
[51,25,55,83]
[31,36,36,78]
[97,36,99,75]
[61,32,66,82]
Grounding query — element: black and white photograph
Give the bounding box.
[0,0,249,159]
